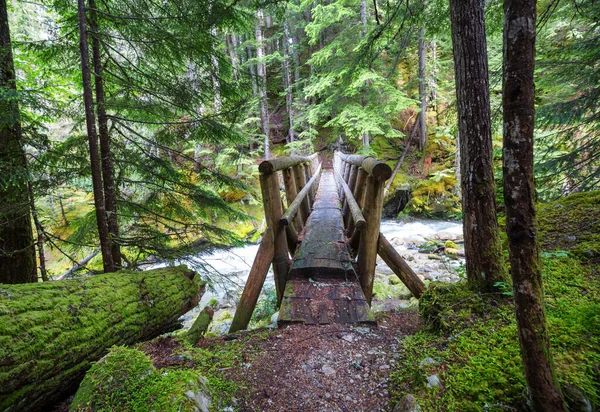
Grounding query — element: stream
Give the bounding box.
[170,218,465,333]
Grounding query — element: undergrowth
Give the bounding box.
[389,254,600,411]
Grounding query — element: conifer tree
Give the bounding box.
[449,0,508,290]
[503,0,565,408]
[0,0,36,283]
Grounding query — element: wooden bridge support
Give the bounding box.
[231,151,424,333]
[335,151,424,303]
[230,153,321,333]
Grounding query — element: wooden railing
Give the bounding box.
[229,153,321,333]
[334,151,425,303]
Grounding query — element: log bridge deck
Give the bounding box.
[279,170,371,324]
[229,152,426,333]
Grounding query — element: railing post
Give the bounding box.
[293,164,310,224]
[229,228,275,333]
[343,165,358,227]
[304,163,315,205]
[356,158,392,304]
[282,167,303,232]
[339,162,348,200]
[259,172,291,305]
[347,167,368,243]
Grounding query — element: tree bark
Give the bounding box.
[418,28,427,150]
[0,266,204,412]
[283,19,295,144]
[502,0,566,410]
[27,183,48,281]
[449,0,507,290]
[77,0,114,273]
[360,0,368,36]
[89,0,120,270]
[226,33,239,80]
[256,9,270,159]
[0,0,36,284]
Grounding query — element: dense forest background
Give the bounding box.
[1,0,599,410]
[2,0,598,281]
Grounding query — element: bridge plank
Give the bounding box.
[279,170,375,325]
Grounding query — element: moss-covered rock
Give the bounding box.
[0,266,204,412]
[70,346,209,411]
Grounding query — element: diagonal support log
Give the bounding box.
[377,233,425,298]
[229,229,275,333]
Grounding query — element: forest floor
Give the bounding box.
[147,310,420,411]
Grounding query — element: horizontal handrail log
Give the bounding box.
[259,154,318,174]
[361,157,393,181]
[280,162,322,226]
[338,152,367,167]
[334,170,366,230]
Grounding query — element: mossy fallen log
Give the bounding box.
[0,265,204,411]
[185,306,214,344]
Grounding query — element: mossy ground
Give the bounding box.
[71,329,275,411]
[389,191,600,411]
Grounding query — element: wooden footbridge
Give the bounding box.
[229,152,425,332]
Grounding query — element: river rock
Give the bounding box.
[426,375,441,388]
[563,384,593,412]
[383,187,412,218]
[392,394,421,412]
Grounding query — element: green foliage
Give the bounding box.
[250,284,277,326]
[535,0,600,197]
[390,256,600,411]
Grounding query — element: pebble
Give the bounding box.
[321,365,336,376]
[379,365,390,370]
[426,374,441,388]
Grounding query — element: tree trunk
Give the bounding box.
[449,0,507,290]
[0,266,204,412]
[27,183,48,281]
[360,0,368,36]
[89,0,121,270]
[360,0,370,150]
[283,19,295,144]
[256,9,270,159]
[77,0,114,273]
[226,33,239,79]
[210,28,222,112]
[0,0,36,284]
[502,0,566,410]
[289,20,301,92]
[418,28,427,150]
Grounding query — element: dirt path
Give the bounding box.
[216,311,420,411]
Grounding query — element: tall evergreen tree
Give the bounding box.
[0,0,36,283]
[76,0,114,272]
[502,0,565,409]
[449,0,507,290]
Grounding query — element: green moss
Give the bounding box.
[404,170,461,219]
[186,307,214,344]
[537,191,600,258]
[0,266,203,411]
[70,346,203,411]
[390,255,600,411]
[373,276,412,301]
[444,240,457,249]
